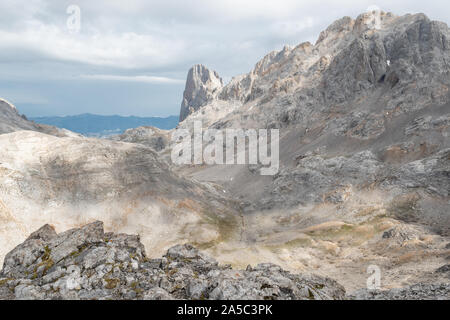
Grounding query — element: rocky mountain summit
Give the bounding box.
[179,64,224,122]
[0,222,346,300]
[179,12,450,129]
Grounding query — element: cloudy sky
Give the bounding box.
[0,0,448,117]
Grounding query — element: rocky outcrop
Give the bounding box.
[0,222,346,300]
[179,64,223,122]
[436,264,450,276]
[110,126,170,152]
[0,98,34,134]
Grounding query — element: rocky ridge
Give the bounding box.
[0,222,346,300]
[179,12,450,129]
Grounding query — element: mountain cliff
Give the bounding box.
[175,11,450,291]
[179,64,224,122]
[178,11,450,222]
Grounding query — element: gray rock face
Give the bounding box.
[0,222,346,300]
[179,64,223,122]
[436,264,450,276]
[0,98,42,135]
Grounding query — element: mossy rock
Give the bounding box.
[104,278,120,289]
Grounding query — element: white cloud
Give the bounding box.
[0,0,326,71]
[80,74,184,84]
[2,0,447,72]
[0,25,188,69]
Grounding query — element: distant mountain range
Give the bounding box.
[29,113,179,137]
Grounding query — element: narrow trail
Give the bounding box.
[239,210,246,242]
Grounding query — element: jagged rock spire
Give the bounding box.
[179,64,223,122]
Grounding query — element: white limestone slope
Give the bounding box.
[0,130,235,265]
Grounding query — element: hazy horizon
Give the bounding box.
[29,113,179,119]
